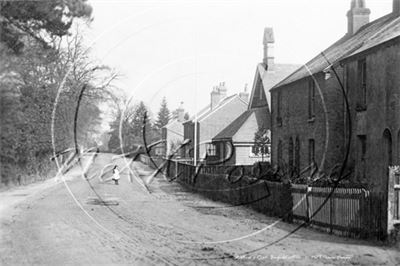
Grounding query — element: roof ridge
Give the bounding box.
[272,12,400,89]
[213,110,253,140]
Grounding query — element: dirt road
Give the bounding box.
[1,154,399,265]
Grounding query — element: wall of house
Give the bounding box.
[234,145,266,165]
[199,97,247,159]
[213,140,236,165]
[271,70,345,179]
[165,120,184,155]
[183,121,199,159]
[232,112,270,165]
[345,40,400,192]
[233,112,259,142]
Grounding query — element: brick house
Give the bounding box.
[270,0,400,191]
[183,83,248,163]
[211,28,299,165]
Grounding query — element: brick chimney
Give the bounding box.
[210,86,221,110]
[394,0,400,15]
[263,27,275,71]
[210,82,228,110]
[176,102,185,122]
[239,84,249,102]
[347,0,370,35]
[218,82,227,99]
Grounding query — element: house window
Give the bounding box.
[357,59,367,111]
[288,137,294,170]
[250,145,270,159]
[155,146,164,156]
[276,91,282,126]
[219,142,225,160]
[206,143,216,156]
[250,146,260,157]
[295,137,300,175]
[398,130,400,165]
[308,139,315,167]
[251,145,259,155]
[225,142,233,160]
[308,78,315,119]
[357,135,367,180]
[383,129,393,167]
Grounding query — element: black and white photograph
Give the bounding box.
[1,0,400,265]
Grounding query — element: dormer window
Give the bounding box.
[206,143,216,156]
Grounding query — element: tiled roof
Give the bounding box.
[164,117,186,129]
[212,107,269,141]
[250,63,300,109]
[187,94,240,122]
[272,13,400,89]
[212,110,252,140]
[256,63,301,92]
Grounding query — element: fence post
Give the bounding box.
[330,188,334,234]
[360,190,367,238]
[175,160,178,180]
[306,185,311,224]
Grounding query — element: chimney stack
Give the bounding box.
[210,86,221,110]
[239,84,249,102]
[263,27,275,71]
[176,102,185,122]
[218,82,227,99]
[210,83,228,110]
[394,0,400,15]
[347,0,370,35]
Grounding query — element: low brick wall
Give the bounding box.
[165,160,292,221]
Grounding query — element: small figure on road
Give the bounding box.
[112,165,120,185]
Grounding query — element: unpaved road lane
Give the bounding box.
[1,154,399,265]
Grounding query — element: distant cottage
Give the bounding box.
[183,83,248,163]
[211,28,299,165]
[161,103,186,157]
[270,0,400,191]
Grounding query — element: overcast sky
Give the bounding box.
[84,0,392,117]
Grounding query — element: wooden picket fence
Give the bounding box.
[291,185,386,239]
[139,157,387,240]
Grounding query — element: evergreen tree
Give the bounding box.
[155,97,170,129]
[108,101,162,153]
[0,0,92,53]
[253,127,271,162]
[0,2,116,184]
[132,101,150,136]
